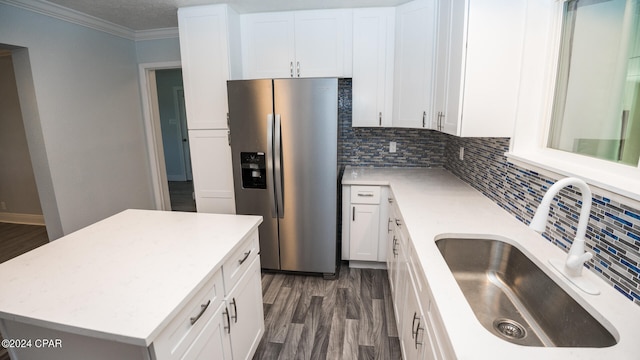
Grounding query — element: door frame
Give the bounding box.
[138,61,182,210]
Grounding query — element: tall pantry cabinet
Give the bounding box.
[178,4,240,214]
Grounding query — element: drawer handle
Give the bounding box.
[238,250,252,265]
[395,219,402,227]
[230,298,238,323]
[411,312,419,338]
[190,300,211,325]
[357,193,374,197]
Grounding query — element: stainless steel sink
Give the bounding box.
[436,238,617,347]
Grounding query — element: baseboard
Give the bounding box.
[348,260,387,270]
[0,212,45,226]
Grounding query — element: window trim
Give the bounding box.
[507,0,640,203]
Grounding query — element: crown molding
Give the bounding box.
[134,28,179,41]
[1,0,136,40]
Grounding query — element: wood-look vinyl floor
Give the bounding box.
[0,222,49,360]
[253,264,401,360]
[0,222,49,264]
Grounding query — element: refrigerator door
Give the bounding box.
[227,79,281,270]
[274,78,338,274]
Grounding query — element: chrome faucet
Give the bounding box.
[530,177,600,294]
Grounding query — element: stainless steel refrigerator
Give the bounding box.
[227,78,338,275]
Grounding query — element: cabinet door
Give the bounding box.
[456,0,525,137]
[188,130,236,214]
[227,257,265,360]
[440,0,466,136]
[386,204,398,295]
[352,8,395,127]
[399,265,436,360]
[392,0,438,129]
[293,9,352,78]
[241,12,295,79]
[349,204,381,261]
[178,5,235,130]
[181,302,233,360]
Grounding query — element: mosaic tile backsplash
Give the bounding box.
[337,79,446,169]
[336,78,640,306]
[444,136,640,306]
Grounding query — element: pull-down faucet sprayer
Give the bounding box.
[530,177,600,295]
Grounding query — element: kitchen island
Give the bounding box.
[343,166,640,359]
[0,209,264,360]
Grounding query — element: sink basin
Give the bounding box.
[436,238,617,347]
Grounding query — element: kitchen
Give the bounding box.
[1,0,640,359]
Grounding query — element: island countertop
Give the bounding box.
[0,209,262,347]
[343,166,640,359]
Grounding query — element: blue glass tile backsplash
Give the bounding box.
[444,136,640,306]
[338,78,640,305]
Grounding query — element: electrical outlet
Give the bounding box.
[1,201,6,210]
[389,141,397,153]
[459,146,464,161]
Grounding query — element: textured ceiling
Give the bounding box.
[43,0,411,31]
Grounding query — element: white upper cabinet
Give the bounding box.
[392,0,438,129]
[178,5,241,130]
[436,0,526,137]
[241,9,353,79]
[352,8,395,127]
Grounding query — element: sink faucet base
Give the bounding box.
[549,258,600,295]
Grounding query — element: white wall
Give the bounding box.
[0,4,155,238]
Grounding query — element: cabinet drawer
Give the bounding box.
[222,230,260,294]
[152,270,224,360]
[350,186,381,204]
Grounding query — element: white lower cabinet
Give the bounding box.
[342,185,389,264]
[399,267,428,360]
[225,257,264,360]
[388,207,453,360]
[181,301,232,360]
[153,230,263,360]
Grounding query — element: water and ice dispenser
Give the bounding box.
[240,152,267,189]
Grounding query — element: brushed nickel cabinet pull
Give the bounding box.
[190,299,211,325]
[238,250,252,265]
[230,298,238,323]
[223,306,230,333]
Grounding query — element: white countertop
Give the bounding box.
[0,209,262,347]
[343,166,640,359]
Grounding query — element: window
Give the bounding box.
[548,0,640,166]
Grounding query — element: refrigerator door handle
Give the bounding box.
[274,114,284,218]
[267,114,277,218]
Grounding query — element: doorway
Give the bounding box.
[155,69,195,212]
[139,62,195,212]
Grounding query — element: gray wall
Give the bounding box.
[1,4,155,238]
[0,54,42,216]
[135,37,181,64]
